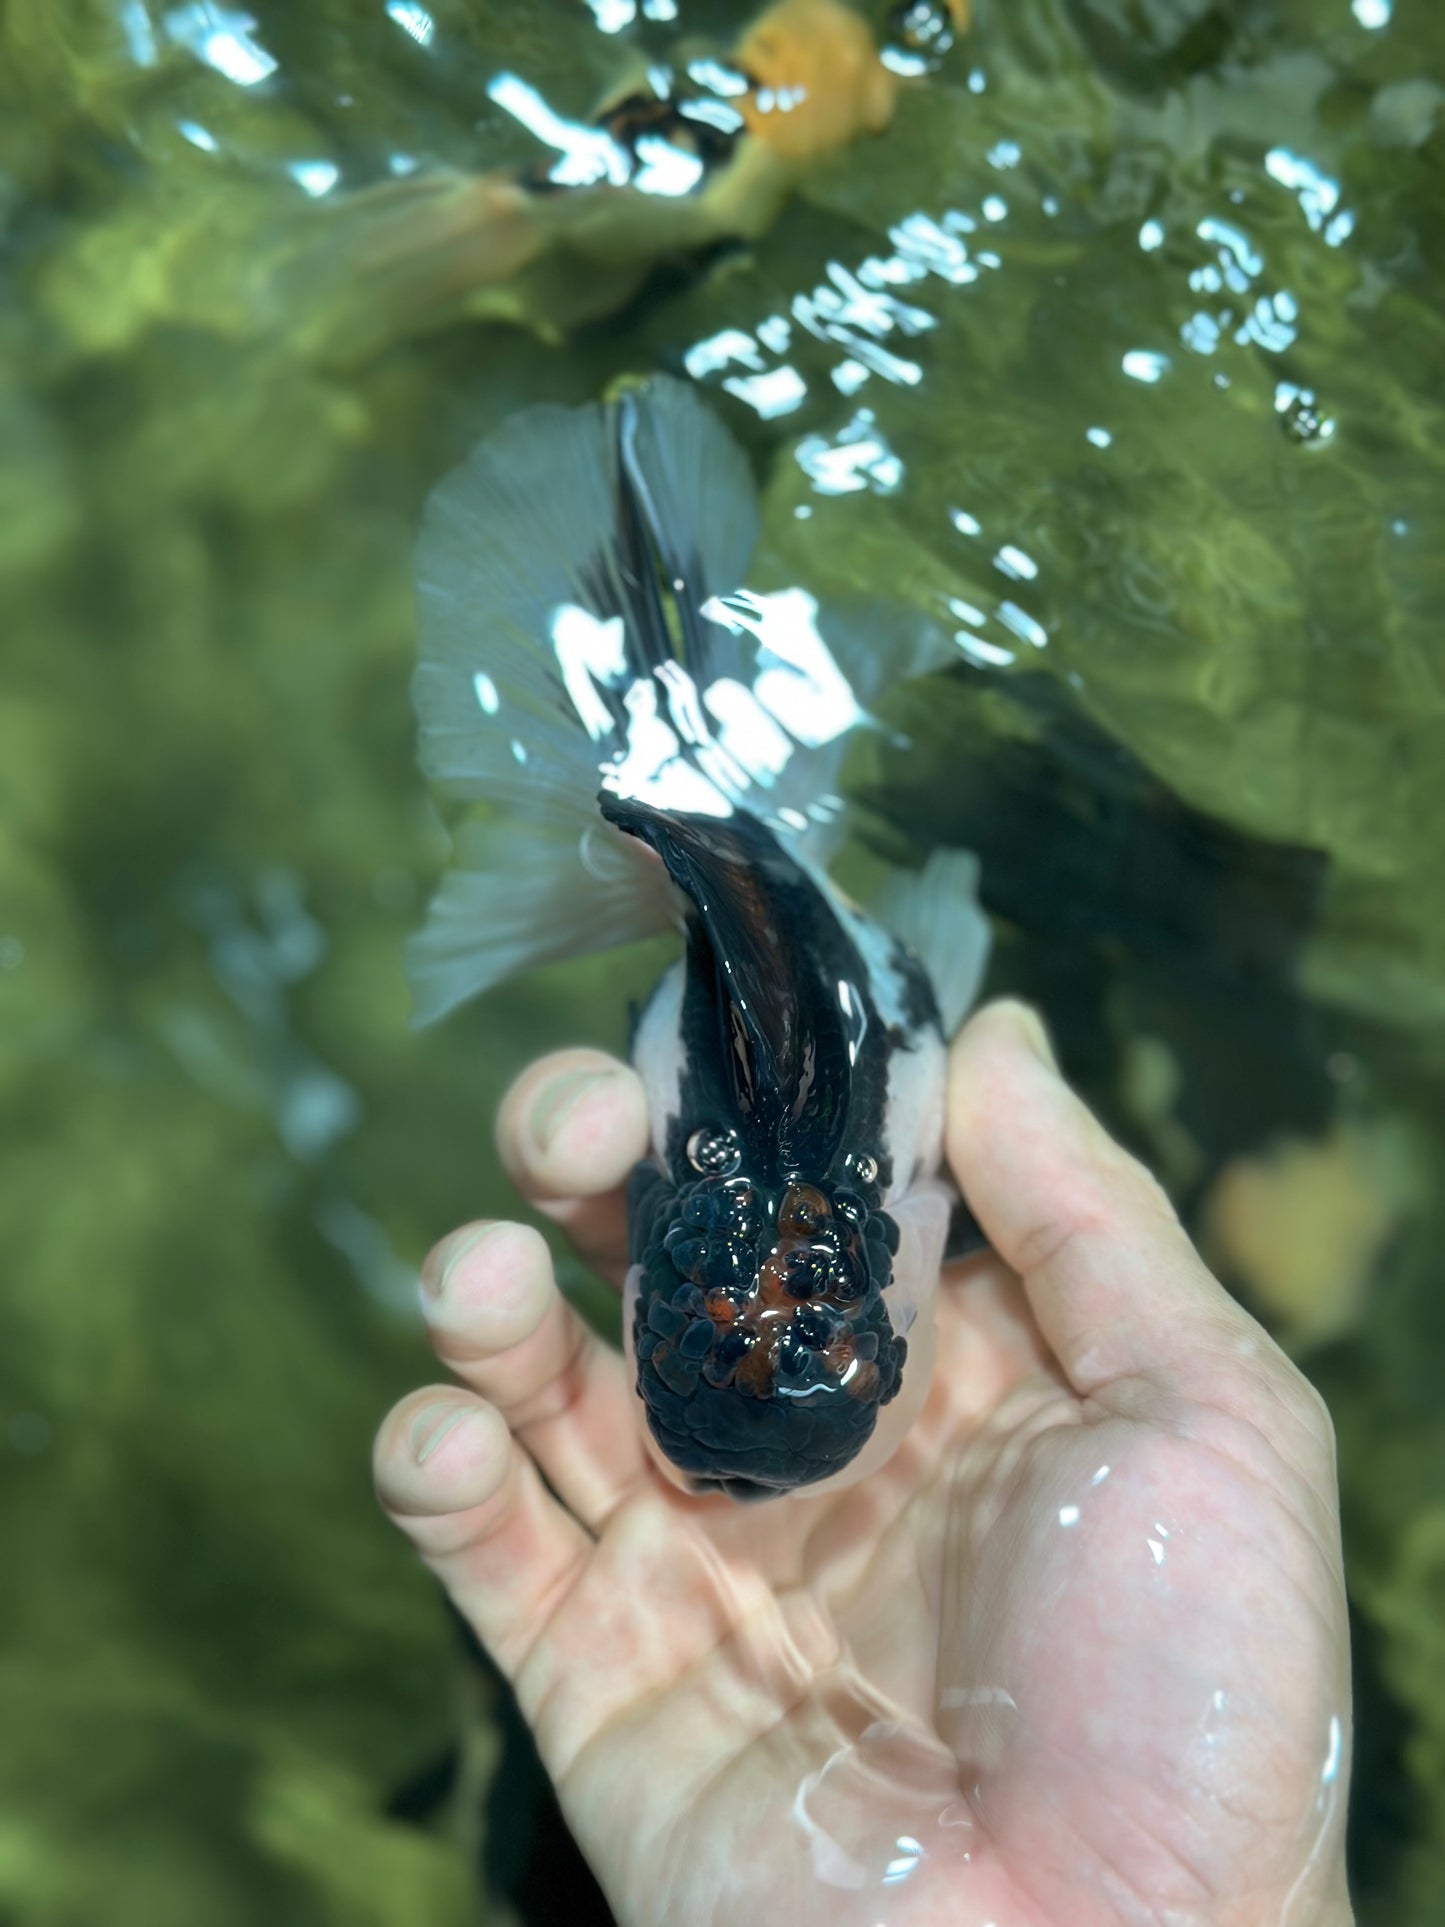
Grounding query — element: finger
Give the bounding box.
[496,1048,650,1282]
[420,1219,649,1530]
[375,1387,590,1684]
[945,1000,1252,1398]
[939,1253,1057,1397]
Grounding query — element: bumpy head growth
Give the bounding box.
[629,1156,908,1497]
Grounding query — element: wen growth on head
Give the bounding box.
[407,377,990,1500]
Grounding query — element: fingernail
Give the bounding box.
[421,1222,502,1301]
[410,1402,468,1466]
[528,1068,614,1155]
[1012,1003,1059,1072]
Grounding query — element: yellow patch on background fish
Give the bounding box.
[736,0,899,159]
[1202,1123,1408,1345]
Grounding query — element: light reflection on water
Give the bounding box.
[164,3,279,87]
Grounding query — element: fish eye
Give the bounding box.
[686,1126,742,1177]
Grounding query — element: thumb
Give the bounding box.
[945,1002,1252,1401]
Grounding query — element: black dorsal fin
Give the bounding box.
[599,796,868,1178]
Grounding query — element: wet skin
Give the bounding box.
[375,1002,1354,1927]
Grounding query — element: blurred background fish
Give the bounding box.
[274,0,960,363]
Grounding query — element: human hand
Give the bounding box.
[375,1002,1353,1927]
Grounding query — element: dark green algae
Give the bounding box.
[2,0,1444,1921]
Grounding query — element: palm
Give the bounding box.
[377,1010,1352,1927]
[507,1262,1341,1927]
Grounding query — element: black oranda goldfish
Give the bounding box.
[408,377,989,1500]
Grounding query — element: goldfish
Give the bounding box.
[283,0,971,365]
[408,377,989,1498]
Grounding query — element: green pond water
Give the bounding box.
[2,0,1443,1920]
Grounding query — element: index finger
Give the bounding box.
[945,1001,1254,1401]
[496,1047,650,1284]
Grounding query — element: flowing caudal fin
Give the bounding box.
[405,818,674,1026]
[407,374,982,1022]
[411,376,758,818]
[408,376,760,1019]
[870,847,991,1036]
[614,372,759,626]
[809,599,960,712]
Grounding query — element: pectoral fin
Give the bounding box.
[871,847,991,1037]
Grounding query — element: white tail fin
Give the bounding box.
[870,849,991,1036]
[404,819,675,1025]
[411,378,758,817]
[406,376,981,1021]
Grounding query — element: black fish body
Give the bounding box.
[407,377,989,1498]
[618,803,953,1498]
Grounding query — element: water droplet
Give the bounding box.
[387,3,436,45]
[994,544,1038,581]
[997,602,1047,649]
[1122,349,1170,383]
[687,1127,742,1177]
[726,366,808,419]
[882,0,957,75]
[1322,1713,1344,1782]
[1275,383,1336,446]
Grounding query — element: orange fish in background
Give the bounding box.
[278,0,969,364]
[735,0,900,159]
